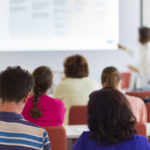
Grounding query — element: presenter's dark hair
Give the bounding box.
[139,27,150,44]
[0,66,33,103]
[30,66,53,119]
[88,87,137,146]
[64,54,89,78]
[101,67,122,89]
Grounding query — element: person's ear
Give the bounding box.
[102,83,106,87]
[121,79,124,88]
[23,92,31,104]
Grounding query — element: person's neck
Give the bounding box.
[117,86,122,92]
[0,101,22,114]
[44,90,49,95]
[141,42,148,46]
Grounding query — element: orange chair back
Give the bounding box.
[146,102,150,122]
[69,106,87,125]
[135,122,147,138]
[126,91,150,99]
[121,72,131,89]
[44,126,67,150]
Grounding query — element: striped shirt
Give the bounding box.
[0,112,51,150]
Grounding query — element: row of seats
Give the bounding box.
[69,104,150,124]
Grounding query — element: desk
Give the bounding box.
[147,123,150,136]
[64,123,150,139]
[64,123,150,150]
[64,125,88,139]
[64,125,88,150]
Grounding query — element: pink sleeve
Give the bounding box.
[57,99,66,124]
[140,101,147,123]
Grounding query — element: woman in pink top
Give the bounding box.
[101,66,147,122]
[22,66,66,127]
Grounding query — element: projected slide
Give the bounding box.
[0,0,119,51]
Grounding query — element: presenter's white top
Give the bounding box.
[53,77,100,125]
[127,43,150,88]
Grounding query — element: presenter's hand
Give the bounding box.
[127,65,138,73]
[118,44,126,50]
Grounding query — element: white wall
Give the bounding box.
[0,0,141,84]
[143,0,150,27]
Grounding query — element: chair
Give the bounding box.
[135,122,147,138]
[146,102,150,122]
[126,91,150,99]
[69,106,87,125]
[121,72,131,89]
[44,126,67,150]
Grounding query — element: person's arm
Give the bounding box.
[140,100,147,123]
[118,44,136,57]
[118,44,127,50]
[43,131,51,150]
[142,136,150,149]
[136,50,150,77]
[127,65,139,73]
[57,99,66,125]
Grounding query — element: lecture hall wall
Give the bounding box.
[0,0,141,85]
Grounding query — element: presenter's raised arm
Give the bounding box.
[118,44,127,50]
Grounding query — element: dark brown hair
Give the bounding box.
[88,87,137,146]
[139,27,150,44]
[0,66,33,103]
[101,67,122,89]
[64,55,89,78]
[30,66,53,119]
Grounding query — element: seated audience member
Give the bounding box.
[22,66,66,127]
[0,66,50,150]
[53,55,100,125]
[73,87,150,150]
[101,67,147,122]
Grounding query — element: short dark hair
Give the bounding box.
[139,27,150,44]
[88,87,137,146]
[0,66,34,103]
[30,66,53,119]
[64,55,89,78]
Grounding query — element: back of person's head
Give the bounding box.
[139,27,150,44]
[64,54,89,78]
[88,87,137,146]
[101,67,122,89]
[30,66,53,119]
[0,66,33,103]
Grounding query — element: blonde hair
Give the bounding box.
[101,67,122,89]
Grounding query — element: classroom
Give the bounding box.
[0,0,150,150]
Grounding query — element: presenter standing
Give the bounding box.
[119,27,150,89]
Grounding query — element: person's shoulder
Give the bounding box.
[80,131,91,140]
[54,97,64,103]
[84,78,100,87]
[54,79,70,89]
[54,78,79,92]
[122,135,150,149]
[22,119,44,128]
[125,95,143,103]
[133,135,149,144]
[28,96,34,101]
[52,97,65,106]
[25,96,34,105]
[21,119,47,134]
[82,131,91,136]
